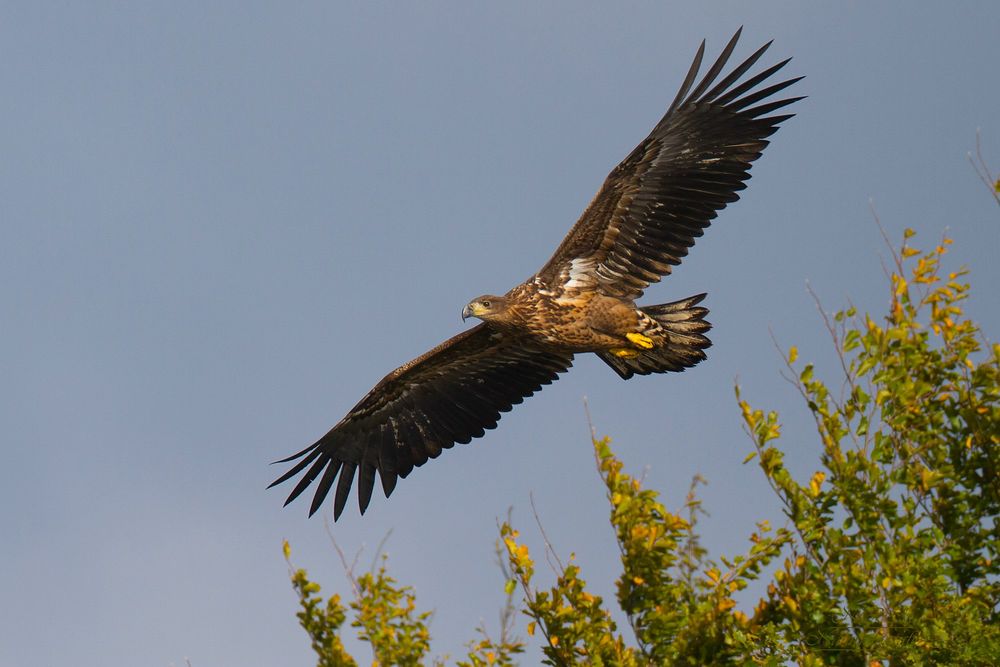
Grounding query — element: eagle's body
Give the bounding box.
[481,282,645,351]
[271,29,803,520]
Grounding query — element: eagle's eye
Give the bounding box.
[481,300,491,308]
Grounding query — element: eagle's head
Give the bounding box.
[462,295,509,323]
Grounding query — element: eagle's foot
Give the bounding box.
[610,347,640,358]
[625,332,655,349]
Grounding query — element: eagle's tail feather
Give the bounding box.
[598,294,712,380]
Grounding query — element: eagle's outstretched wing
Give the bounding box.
[270,324,573,519]
[536,28,803,299]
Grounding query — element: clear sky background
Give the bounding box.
[2,2,998,665]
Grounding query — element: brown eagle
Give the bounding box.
[271,29,802,520]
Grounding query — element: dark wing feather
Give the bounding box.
[270,324,573,520]
[536,28,803,299]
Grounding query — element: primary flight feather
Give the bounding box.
[271,29,803,520]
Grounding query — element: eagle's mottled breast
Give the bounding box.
[503,280,640,351]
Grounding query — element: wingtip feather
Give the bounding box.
[332,462,357,521]
[308,458,343,517]
[665,39,706,116]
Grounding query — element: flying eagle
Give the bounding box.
[271,29,802,520]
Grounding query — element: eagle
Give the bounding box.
[271,29,802,520]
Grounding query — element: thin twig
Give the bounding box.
[768,326,804,392]
[582,396,598,441]
[530,491,566,575]
[870,199,904,276]
[324,514,361,597]
[370,530,394,573]
[968,129,1000,207]
[806,282,859,423]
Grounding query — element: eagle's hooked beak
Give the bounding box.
[463,301,489,321]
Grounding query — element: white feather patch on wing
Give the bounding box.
[562,257,597,289]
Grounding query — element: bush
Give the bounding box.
[285,230,999,666]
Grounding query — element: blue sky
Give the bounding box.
[2,2,998,665]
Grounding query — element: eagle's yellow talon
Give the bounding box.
[610,347,640,358]
[626,332,655,349]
